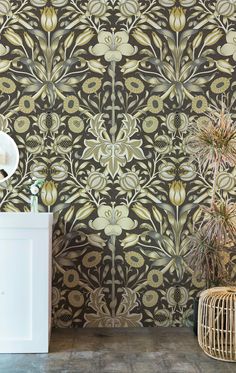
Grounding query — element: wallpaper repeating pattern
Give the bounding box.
[0,0,236,328]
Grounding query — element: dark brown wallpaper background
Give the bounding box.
[0,0,236,327]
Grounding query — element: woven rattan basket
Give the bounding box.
[198,287,236,362]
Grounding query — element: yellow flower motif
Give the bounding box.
[63,269,80,288]
[142,116,159,134]
[210,77,230,94]
[19,96,35,114]
[147,269,163,288]
[41,181,58,207]
[76,29,94,46]
[125,251,144,268]
[121,59,140,74]
[68,116,84,133]
[152,32,163,49]
[147,96,163,114]
[68,290,84,308]
[121,234,139,249]
[142,290,158,308]
[0,77,16,93]
[24,32,34,49]
[191,95,208,113]
[169,181,186,206]
[14,116,30,133]
[204,29,223,46]
[63,95,80,113]
[76,202,95,220]
[125,77,144,94]
[192,32,203,49]
[87,234,106,248]
[3,204,20,212]
[82,77,102,94]
[64,206,74,222]
[4,29,22,46]
[132,202,151,220]
[132,28,151,46]
[87,59,106,74]
[63,32,74,49]
[152,206,162,223]
[82,251,102,268]
[41,6,57,32]
[216,59,234,74]
[169,7,186,32]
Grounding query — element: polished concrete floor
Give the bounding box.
[0,328,236,373]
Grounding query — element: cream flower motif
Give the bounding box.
[82,114,144,177]
[87,0,108,18]
[0,44,9,56]
[0,114,9,132]
[218,31,236,61]
[159,0,196,7]
[90,205,137,236]
[118,0,140,18]
[91,30,137,62]
[0,0,11,16]
[216,0,236,17]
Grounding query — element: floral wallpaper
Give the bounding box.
[0,0,236,328]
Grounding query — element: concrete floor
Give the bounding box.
[0,328,236,373]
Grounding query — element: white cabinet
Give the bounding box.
[0,213,53,353]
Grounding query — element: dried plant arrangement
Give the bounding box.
[187,104,236,288]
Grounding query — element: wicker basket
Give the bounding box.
[198,287,236,362]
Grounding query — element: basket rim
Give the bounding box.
[200,286,236,298]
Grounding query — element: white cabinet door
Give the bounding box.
[0,213,53,353]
